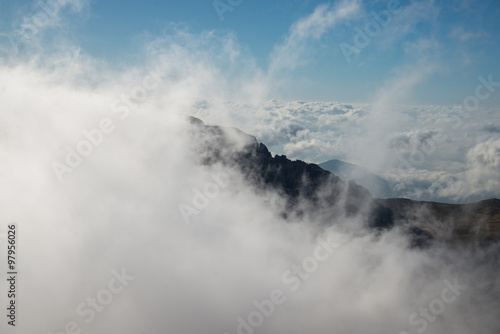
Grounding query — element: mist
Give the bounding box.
[1,2,500,334]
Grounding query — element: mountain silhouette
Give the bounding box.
[188,116,500,246]
[319,159,393,198]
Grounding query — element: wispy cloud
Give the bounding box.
[450,26,486,42]
[268,0,361,74]
[376,0,439,48]
[17,0,90,33]
[1,3,500,333]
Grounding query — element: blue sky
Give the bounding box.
[1,0,500,105]
[3,3,500,334]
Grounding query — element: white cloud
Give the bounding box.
[19,0,89,30]
[441,138,500,200]
[189,97,500,202]
[268,0,361,74]
[377,0,439,48]
[450,26,486,42]
[0,5,499,334]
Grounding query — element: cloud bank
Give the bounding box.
[0,2,499,334]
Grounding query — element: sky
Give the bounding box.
[1,1,500,334]
[1,0,500,104]
[1,0,500,202]
[1,0,499,204]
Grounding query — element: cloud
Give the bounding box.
[0,0,90,61]
[438,138,500,200]
[389,129,443,157]
[483,124,500,133]
[2,58,500,333]
[18,0,90,32]
[190,97,500,203]
[377,0,439,48]
[268,0,361,74]
[450,26,486,42]
[0,3,499,334]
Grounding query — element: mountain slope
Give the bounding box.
[188,116,500,245]
[319,159,393,198]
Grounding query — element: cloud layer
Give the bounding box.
[190,98,500,203]
[0,2,499,334]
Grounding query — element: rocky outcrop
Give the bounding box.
[188,116,500,246]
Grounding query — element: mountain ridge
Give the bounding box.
[188,116,500,245]
[318,159,393,198]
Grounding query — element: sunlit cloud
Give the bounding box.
[1,1,499,334]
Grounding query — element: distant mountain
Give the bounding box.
[188,116,392,229]
[380,197,500,243]
[318,159,393,198]
[188,116,500,246]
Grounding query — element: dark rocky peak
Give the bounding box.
[187,116,393,229]
[187,116,500,246]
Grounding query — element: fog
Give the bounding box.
[1,4,500,334]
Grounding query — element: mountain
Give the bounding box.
[188,116,500,246]
[379,197,500,243]
[318,159,393,198]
